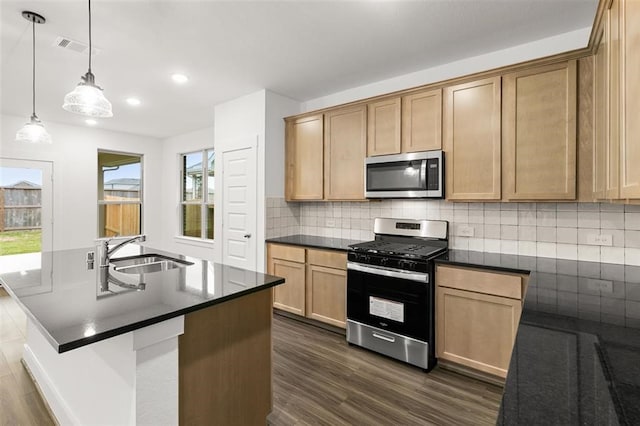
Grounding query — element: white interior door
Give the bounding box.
[221,143,257,270]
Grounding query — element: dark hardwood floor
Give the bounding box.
[0,289,502,425]
[270,314,503,426]
[0,288,54,426]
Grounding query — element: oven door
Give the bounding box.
[346,262,431,342]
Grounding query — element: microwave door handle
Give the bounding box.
[420,160,427,189]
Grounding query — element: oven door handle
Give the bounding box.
[347,262,429,283]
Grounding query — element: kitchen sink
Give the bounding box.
[110,253,194,274]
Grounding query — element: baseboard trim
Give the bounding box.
[273,309,346,336]
[22,344,79,425]
[437,359,506,387]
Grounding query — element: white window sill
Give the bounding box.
[173,236,214,249]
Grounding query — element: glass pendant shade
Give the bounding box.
[17,11,51,144]
[16,115,52,144]
[63,72,113,117]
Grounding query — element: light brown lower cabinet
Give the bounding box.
[306,264,347,328]
[267,243,347,329]
[435,265,527,379]
[269,244,306,316]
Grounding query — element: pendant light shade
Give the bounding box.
[62,0,113,118]
[16,11,52,144]
[63,71,113,117]
[16,116,52,144]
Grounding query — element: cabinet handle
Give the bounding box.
[372,333,395,343]
[244,234,252,239]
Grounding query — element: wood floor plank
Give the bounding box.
[270,314,503,426]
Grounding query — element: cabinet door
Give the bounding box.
[324,105,367,200]
[270,258,306,316]
[607,0,621,199]
[593,26,608,200]
[620,0,640,198]
[443,77,502,200]
[436,286,521,378]
[306,264,346,328]
[402,88,442,152]
[503,61,577,200]
[367,98,401,156]
[286,115,324,201]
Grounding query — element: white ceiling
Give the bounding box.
[1,0,598,139]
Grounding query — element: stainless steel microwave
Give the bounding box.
[365,150,444,199]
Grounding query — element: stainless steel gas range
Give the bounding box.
[346,218,448,371]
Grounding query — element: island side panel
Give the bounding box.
[179,288,273,425]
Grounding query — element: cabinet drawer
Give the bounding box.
[268,244,305,263]
[307,249,347,270]
[436,265,522,299]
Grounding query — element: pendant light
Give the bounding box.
[15,11,52,144]
[62,0,113,118]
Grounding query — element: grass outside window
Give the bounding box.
[0,230,41,255]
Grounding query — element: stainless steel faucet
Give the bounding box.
[99,235,146,267]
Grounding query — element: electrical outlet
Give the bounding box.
[326,219,336,227]
[587,279,613,293]
[586,233,613,246]
[457,225,475,237]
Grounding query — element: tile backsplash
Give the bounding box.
[266,198,640,266]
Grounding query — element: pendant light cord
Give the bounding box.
[31,17,36,117]
[88,0,92,73]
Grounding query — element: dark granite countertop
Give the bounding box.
[0,245,284,353]
[435,249,640,425]
[266,234,364,252]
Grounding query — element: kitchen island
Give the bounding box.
[0,245,284,425]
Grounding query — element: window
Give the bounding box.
[98,151,142,238]
[181,149,214,240]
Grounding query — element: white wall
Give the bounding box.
[213,90,267,268]
[213,90,300,272]
[160,126,215,260]
[265,92,300,198]
[302,27,591,112]
[0,114,162,250]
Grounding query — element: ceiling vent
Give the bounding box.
[53,36,99,55]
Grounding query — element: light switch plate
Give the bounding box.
[457,225,475,237]
[586,234,613,246]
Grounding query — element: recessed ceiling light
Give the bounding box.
[126,97,141,106]
[171,73,189,84]
[85,119,97,126]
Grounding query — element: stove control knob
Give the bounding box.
[379,258,388,266]
[400,260,416,270]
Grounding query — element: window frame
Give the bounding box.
[180,149,214,241]
[97,149,144,238]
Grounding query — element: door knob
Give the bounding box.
[243,233,252,239]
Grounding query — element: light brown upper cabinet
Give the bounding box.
[503,61,577,200]
[402,88,442,152]
[593,24,608,200]
[593,0,640,201]
[285,114,324,201]
[619,0,640,198]
[367,98,401,156]
[324,105,367,200]
[444,77,502,200]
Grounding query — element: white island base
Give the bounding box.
[23,316,184,425]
